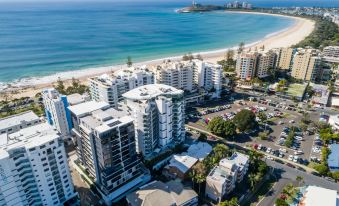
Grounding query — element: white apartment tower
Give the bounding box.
[68,103,150,205]
[0,122,77,206]
[122,84,185,157]
[193,60,222,97]
[153,60,194,92]
[42,88,72,139]
[89,66,154,108]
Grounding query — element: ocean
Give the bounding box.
[0,0,336,87]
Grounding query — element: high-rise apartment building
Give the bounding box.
[323,46,339,59]
[193,60,222,97]
[256,50,277,78]
[236,52,259,80]
[0,122,77,206]
[122,84,185,157]
[42,88,72,140]
[89,67,154,108]
[291,49,321,81]
[153,60,194,92]
[277,47,294,70]
[69,102,150,205]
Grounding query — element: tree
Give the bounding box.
[196,54,203,60]
[127,56,133,67]
[296,176,304,187]
[301,112,311,124]
[233,109,257,132]
[208,117,225,136]
[248,173,257,190]
[306,85,314,97]
[275,198,288,206]
[223,121,236,139]
[212,144,230,164]
[314,163,329,175]
[182,54,190,61]
[207,117,236,139]
[55,78,66,94]
[219,197,239,206]
[198,133,207,142]
[190,162,207,194]
[238,42,245,54]
[258,131,269,140]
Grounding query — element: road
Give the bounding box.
[258,159,339,206]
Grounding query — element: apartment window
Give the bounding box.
[40,145,46,149]
[29,148,36,152]
[59,161,64,165]
[44,168,49,172]
[41,158,46,161]
[43,163,48,167]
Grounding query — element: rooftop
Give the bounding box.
[221,152,249,170]
[0,111,40,131]
[67,93,89,106]
[122,84,183,100]
[126,180,197,206]
[166,153,198,174]
[0,123,60,158]
[68,101,109,117]
[208,165,233,183]
[79,107,132,133]
[187,142,212,161]
[301,186,338,206]
[328,144,339,170]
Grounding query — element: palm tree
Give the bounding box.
[190,162,207,194]
[248,173,257,191]
[219,197,239,206]
[296,176,304,187]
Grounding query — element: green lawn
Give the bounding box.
[286,84,307,98]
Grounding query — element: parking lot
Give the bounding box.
[186,91,323,167]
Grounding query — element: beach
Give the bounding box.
[0,13,315,101]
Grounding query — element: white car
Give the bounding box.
[294,150,303,155]
[267,147,272,153]
[279,148,287,153]
[289,120,295,123]
[293,156,299,162]
[288,155,293,161]
[258,144,262,150]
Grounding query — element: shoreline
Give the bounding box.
[0,12,315,100]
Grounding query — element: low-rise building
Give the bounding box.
[0,111,41,135]
[205,152,249,202]
[298,186,338,206]
[126,180,198,206]
[163,142,212,180]
[328,115,339,130]
[66,93,90,106]
[163,154,198,180]
[328,144,339,172]
[220,152,249,182]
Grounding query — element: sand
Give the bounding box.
[0,12,315,101]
